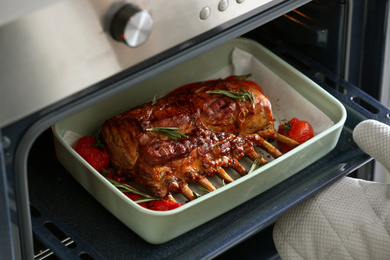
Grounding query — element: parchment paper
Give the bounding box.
[205,47,334,134]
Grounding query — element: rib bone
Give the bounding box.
[198,177,216,192]
[261,140,283,158]
[231,159,247,176]
[216,167,234,183]
[180,183,195,201]
[275,133,299,147]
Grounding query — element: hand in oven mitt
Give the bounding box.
[273,119,390,260]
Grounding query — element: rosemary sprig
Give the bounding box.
[231,114,239,129]
[106,178,163,203]
[146,127,188,140]
[206,88,255,107]
[151,94,157,105]
[233,74,252,81]
[198,186,211,193]
[135,197,162,203]
[239,88,255,108]
[206,89,246,100]
[193,191,201,199]
[248,155,263,174]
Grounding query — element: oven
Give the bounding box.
[1,0,390,259]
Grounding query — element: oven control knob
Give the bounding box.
[110,4,153,47]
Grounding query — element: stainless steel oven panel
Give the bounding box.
[0,0,310,129]
[0,0,61,27]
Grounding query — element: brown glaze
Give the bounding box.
[102,78,274,200]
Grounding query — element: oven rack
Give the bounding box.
[27,43,390,260]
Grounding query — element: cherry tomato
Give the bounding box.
[124,192,149,209]
[244,80,263,94]
[147,200,182,211]
[74,136,110,172]
[277,118,314,153]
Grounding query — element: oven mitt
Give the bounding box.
[273,119,390,260]
[353,119,390,172]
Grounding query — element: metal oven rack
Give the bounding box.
[26,41,390,259]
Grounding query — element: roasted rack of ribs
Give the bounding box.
[101,75,297,202]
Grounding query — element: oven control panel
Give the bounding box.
[106,0,279,50]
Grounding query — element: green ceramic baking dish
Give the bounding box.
[53,38,346,244]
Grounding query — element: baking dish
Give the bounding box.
[53,38,346,244]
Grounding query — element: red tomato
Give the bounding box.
[277,118,314,153]
[74,136,110,172]
[147,200,182,211]
[244,80,263,94]
[124,192,149,209]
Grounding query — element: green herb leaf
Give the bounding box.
[135,197,161,203]
[106,178,163,203]
[248,155,263,174]
[281,120,292,135]
[152,94,157,105]
[193,191,201,199]
[231,114,239,129]
[239,88,255,108]
[230,74,252,81]
[206,88,255,107]
[146,127,189,140]
[198,186,211,193]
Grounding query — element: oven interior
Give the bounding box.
[2,0,390,259]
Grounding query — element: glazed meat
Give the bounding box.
[102,76,290,201]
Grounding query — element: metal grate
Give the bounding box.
[30,201,103,260]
